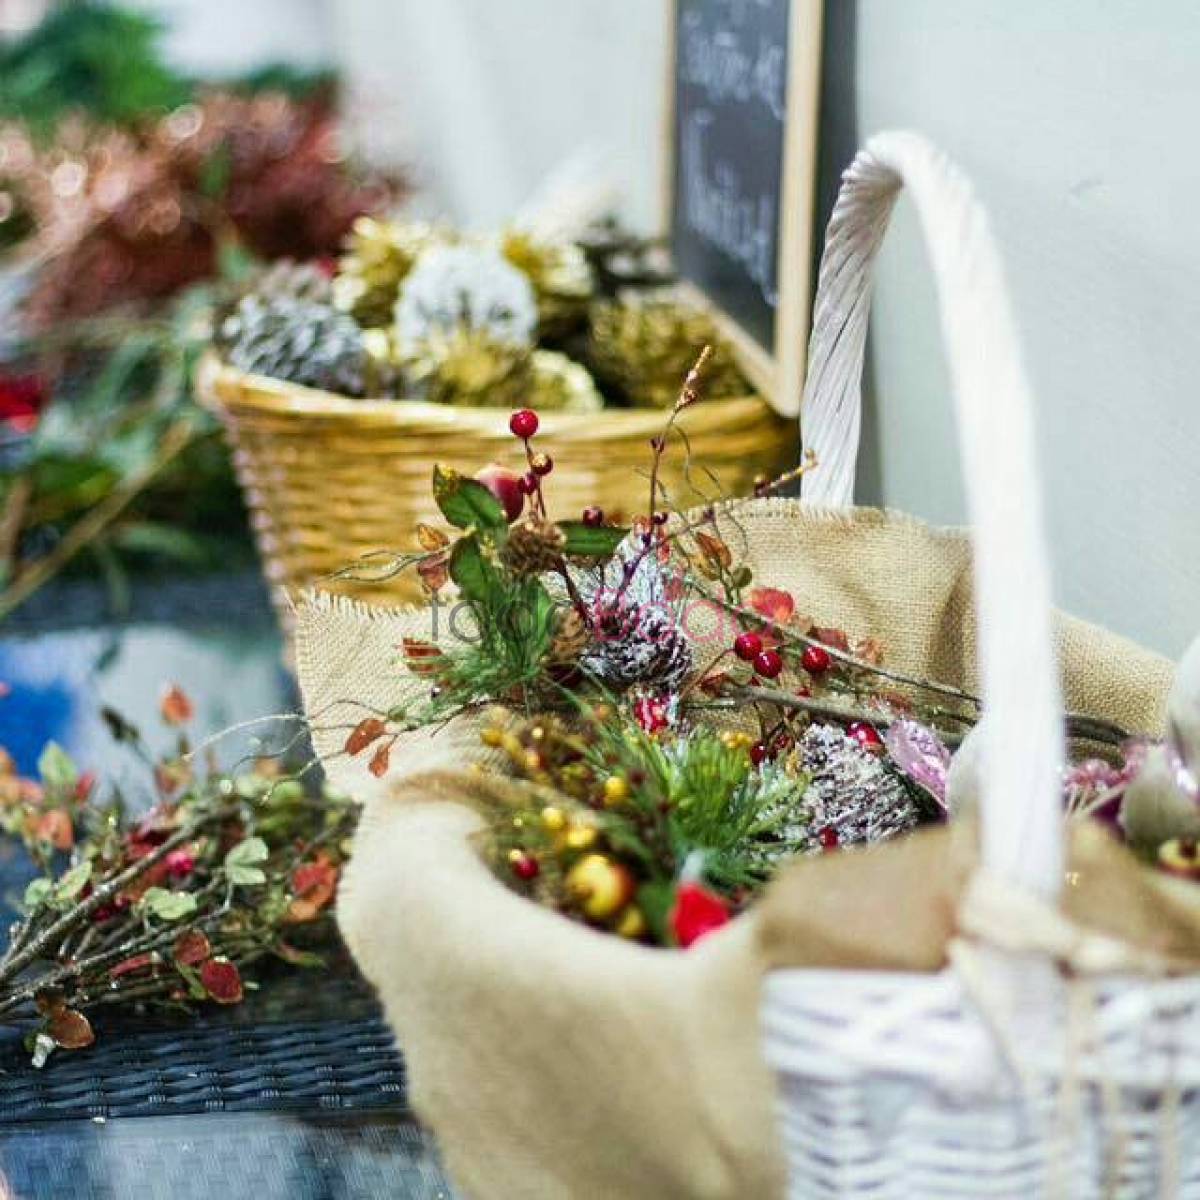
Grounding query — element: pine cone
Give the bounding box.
[544,607,590,670]
[216,293,369,397]
[587,294,748,408]
[500,229,593,337]
[796,724,920,849]
[579,598,693,693]
[501,519,566,578]
[333,216,440,327]
[401,329,533,408]
[528,349,603,413]
[248,259,333,305]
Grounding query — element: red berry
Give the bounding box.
[670,882,730,949]
[475,463,525,522]
[753,649,784,679]
[818,826,839,850]
[847,720,883,751]
[772,732,793,754]
[733,632,763,662]
[749,742,770,766]
[509,409,539,439]
[511,852,540,881]
[633,696,670,734]
[166,849,196,879]
[518,472,539,495]
[801,645,831,674]
[530,452,553,476]
[582,506,604,526]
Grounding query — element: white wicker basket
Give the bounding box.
[762,132,1200,1198]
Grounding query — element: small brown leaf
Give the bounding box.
[47,1008,94,1050]
[401,638,444,677]
[697,671,732,697]
[368,740,392,778]
[814,627,850,653]
[748,586,796,624]
[416,523,450,552]
[344,717,387,757]
[694,531,732,570]
[34,809,74,851]
[853,636,885,666]
[172,928,212,967]
[200,957,243,1004]
[285,853,339,923]
[416,553,450,594]
[110,952,156,980]
[159,684,194,727]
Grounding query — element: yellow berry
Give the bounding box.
[564,822,598,851]
[565,854,636,920]
[500,733,523,760]
[603,775,630,806]
[480,727,503,748]
[614,905,647,940]
[524,749,543,772]
[540,805,566,832]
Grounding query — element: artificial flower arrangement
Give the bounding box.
[0,687,353,1065]
[213,212,753,412]
[323,352,1195,948]
[0,93,402,618]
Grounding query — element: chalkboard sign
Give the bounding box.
[665,0,822,416]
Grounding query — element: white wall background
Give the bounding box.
[114,0,1200,657]
[330,0,668,231]
[819,1,1200,658]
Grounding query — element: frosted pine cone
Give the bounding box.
[395,242,537,353]
[216,294,369,397]
[579,598,692,693]
[795,723,920,850]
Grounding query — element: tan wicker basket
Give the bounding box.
[196,353,796,625]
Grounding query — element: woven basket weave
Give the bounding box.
[196,356,794,627]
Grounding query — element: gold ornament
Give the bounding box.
[603,775,630,807]
[334,217,445,327]
[614,905,647,940]
[563,821,599,852]
[587,294,749,408]
[540,805,567,833]
[401,328,533,409]
[565,853,636,921]
[500,228,594,336]
[528,349,604,413]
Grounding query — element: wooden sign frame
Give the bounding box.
[662,0,823,417]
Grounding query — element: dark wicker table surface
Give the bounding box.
[0,572,459,1198]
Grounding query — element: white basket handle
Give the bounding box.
[800,133,1065,898]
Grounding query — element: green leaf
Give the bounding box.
[448,536,497,604]
[224,836,269,888]
[37,742,77,791]
[636,880,677,945]
[432,466,506,532]
[558,521,629,560]
[23,878,51,911]
[54,861,92,903]
[142,887,198,922]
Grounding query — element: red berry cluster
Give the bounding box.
[732,631,782,680]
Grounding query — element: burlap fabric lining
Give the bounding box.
[295,498,1185,1200]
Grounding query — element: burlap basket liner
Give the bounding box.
[295,497,1182,1200]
